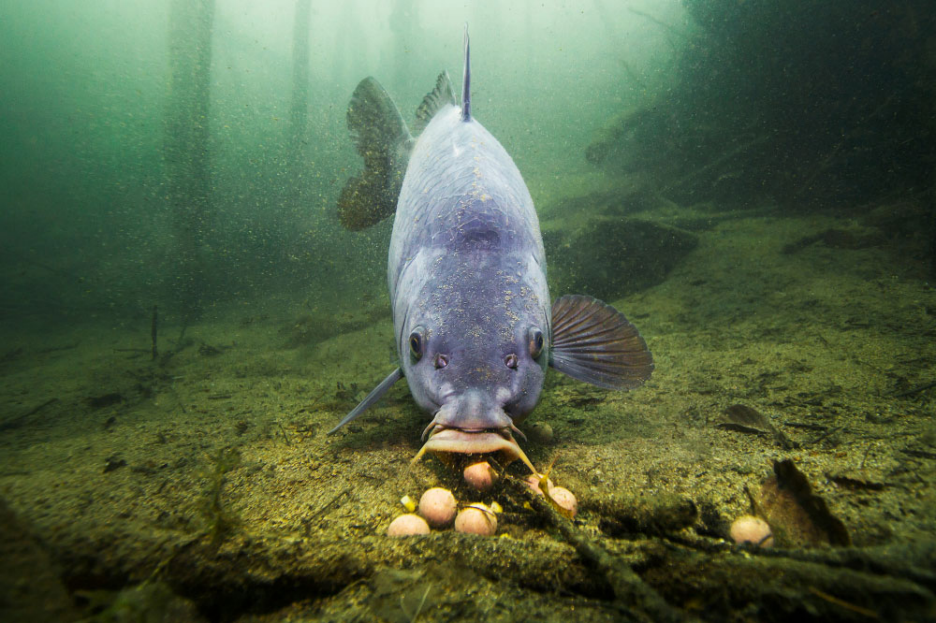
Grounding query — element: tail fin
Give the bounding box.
[461,24,471,122]
[337,77,412,231]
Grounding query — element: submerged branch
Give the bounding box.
[661,134,770,195]
[507,478,692,623]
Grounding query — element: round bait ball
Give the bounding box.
[549,486,578,518]
[523,474,554,496]
[455,504,498,536]
[463,461,499,492]
[387,514,430,537]
[418,487,457,527]
[730,515,774,547]
[527,421,554,444]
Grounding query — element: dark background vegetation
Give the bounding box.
[588,0,935,269]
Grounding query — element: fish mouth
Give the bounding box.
[411,426,538,475]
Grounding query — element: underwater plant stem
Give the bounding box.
[151,305,158,361]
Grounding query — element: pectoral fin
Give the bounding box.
[327,367,404,434]
[550,295,653,390]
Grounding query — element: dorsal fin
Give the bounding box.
[461,24,471,121]
[413,71,456,134]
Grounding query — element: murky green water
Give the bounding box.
[1,1,934,621]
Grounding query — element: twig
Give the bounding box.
[808,587,880,619]
[807,425,845,447]
[661,134,770,194]
[0,398,60,432]
[276,421,292,446]
[507,478,691,623]
[400,584,432,622]
[307,387,330,411]
[627,7,682,51]
[795,94,897,197]
[893,381,936,398]
[308,489,351,524]
[666,532,936,589]
[36,343,79,354]
[859,442,875,470]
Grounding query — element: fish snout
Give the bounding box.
[434,389,511,431]
[412,389,538,475]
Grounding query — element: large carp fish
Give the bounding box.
[329,28,653,474]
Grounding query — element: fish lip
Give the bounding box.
[412,426,538,475]
[423,426,518,454]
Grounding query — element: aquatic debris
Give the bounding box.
[756,459,850,547]
[807,586,881,620]
[825,472,886,492]
[85,392,124,409]
[302,489,351,536]
[387,514,430,537]
[717,403,793,449]
[399,495,417,513]
[508,477,684,622]
[0,398,59,432]
[103,455,127,473]
[76,579,202,623]
[283,313,327,347]
[197,342,227,357]
[369,567,438,623]
[781,228,881,254]
[589,492,698,537]
[400,583,433,622]
[198,448,242,546]
[893,380,936,398]
[334,380,361,403]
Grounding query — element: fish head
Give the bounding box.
[400,254,549,471]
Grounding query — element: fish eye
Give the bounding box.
[409,327,425,361]
[528,327,545,359]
